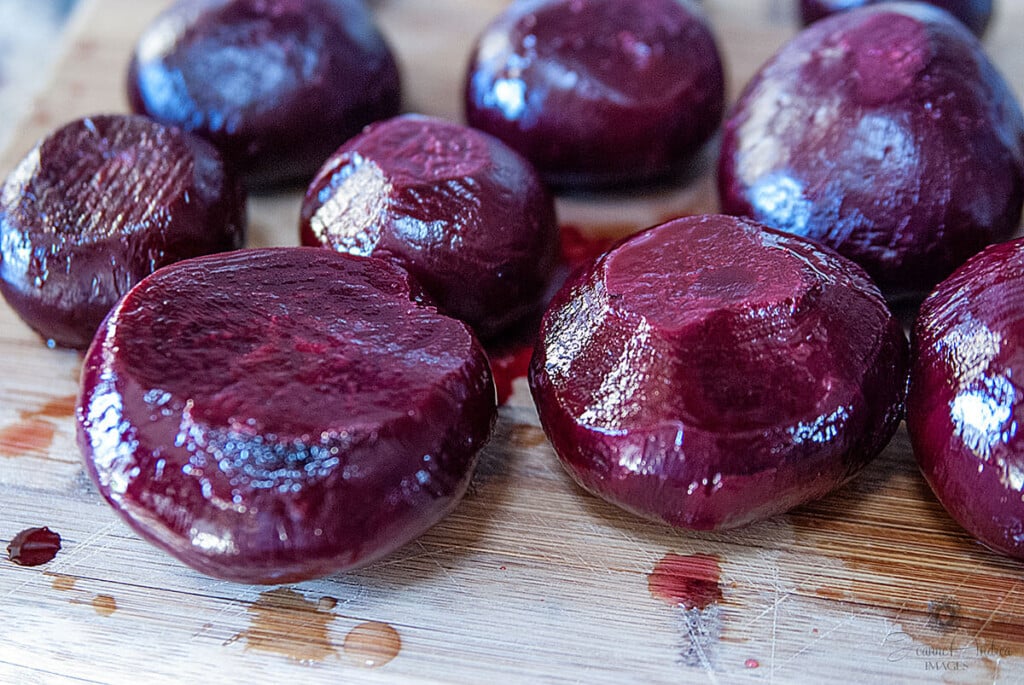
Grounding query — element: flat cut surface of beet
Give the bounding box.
[76,248,496,584]
[464,0,725,188]
[300,114,558,340]
[0,114,245,349]
[799,0,993,37]
[529,215,907,530]
[908,239,1024,559]
[127,0,401,186]
[718,4,1024,295]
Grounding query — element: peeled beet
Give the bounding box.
[464,0,725,187]
[0,114,245,349]
[127,0,401,186]
[908,239,1024,559]
[300,114,558,340]
[529,215,907,530]
[76,248,496,584]
[799,0,993,37]
[718,4,1024,295]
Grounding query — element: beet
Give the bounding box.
[799,0,993,37]
[0,114,245,350]
[908,239,1024,559]
[300,114,558,340]
[464,0,725,188]
[76,248,496,584]
[529,214,907,530]
[127,0,401,187]
[718,4,1024,295]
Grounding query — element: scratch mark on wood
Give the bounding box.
[770,565,780,684]
[678,605,721,684]
[737,590,791,631]
[780,607,874,667]
[969,577,1020,644]
[416,540,466,594]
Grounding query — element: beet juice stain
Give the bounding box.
[490,345,533,406]
[232,588,338,662]
[648,553,723,610]
[6,526,62,566]
[343,621,402,669]
[648,552,725,670]
[0,394,78,458]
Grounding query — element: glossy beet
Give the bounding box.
[799,0,993,37]
[464,0,725,188]
[128,0,401,186]
[301,114,558,340]
[0,114,245,349]
[77,248,496,584]
[908,239,1024,559]
[529,215,907,530]
[719,4,1024,295]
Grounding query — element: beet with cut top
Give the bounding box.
[799,0,993,37]
[300,114,558,340]
[0,114,245,350]
[76,247,496,584]
[529,214,907,530]
[127,0,401,187]
[464,0,725,188]
[718,3,1024,295]
[908,239,1024,559]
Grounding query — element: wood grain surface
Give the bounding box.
[1,1,1023,683]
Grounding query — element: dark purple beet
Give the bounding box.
[300,114,558,340]
[0,114,245,350]
[127,0,401,187]
[799,0,993,37]
[464,0,725,188]
[529,214,907,530]
[76,247,496,584]
[908,239,1024,559]
[718,4,1024,296]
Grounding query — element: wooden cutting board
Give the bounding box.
[2,1,1023,682]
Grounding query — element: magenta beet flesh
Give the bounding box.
[127,0,401,187]
[464,0,725,188]
[300,114,559,340]
[76,248,496,584]
[718,4,1024,295]
[0,114,245,349]
[908,239,1024,559]
[799,0,993,37]
[529,215,907,530]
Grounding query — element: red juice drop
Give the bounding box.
[7,527,62,566]
[647,552,723,610]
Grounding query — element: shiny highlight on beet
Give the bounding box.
[908,238,1024,559]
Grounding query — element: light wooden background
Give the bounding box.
[1,1,1023,683]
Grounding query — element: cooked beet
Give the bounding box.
[908,239,1024,559]
[799,0,993,37]
[300,114,558,340]
[718,4,1024,295]
[76,248,496,584]
[464,0,725,188]
[127,0,401,187]
[0,114,245,349]
[529,215,907,530]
